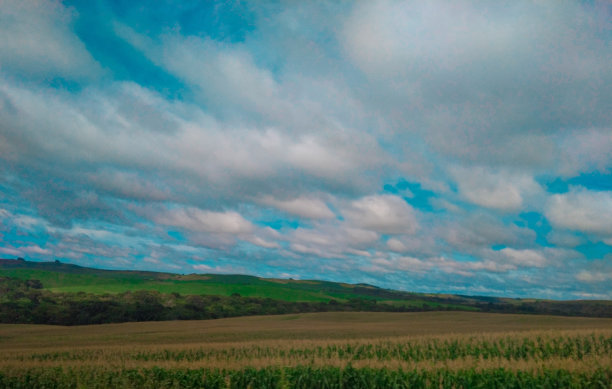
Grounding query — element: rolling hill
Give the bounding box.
[1,258,611,319]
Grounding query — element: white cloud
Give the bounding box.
[0,247,21,256]
[87,170,170,201]
[367,256,430,274]
[557,129,612,177]
[287,223,379,258]
[386,238,407,252]
[366,254,518,277]
[341,1,521,77]
[341,0,611,171]
[0,244,51,257]
[0,209,49,232]
[260,195,334,219]
[546,187,612,236]
[114,25,386,186]
[245,236,280,249]
[443,213,536,252]
[154,207,254,235]
[0,78,380,203]
[193,263,248,274]
[450,167,541,211]
[546,231,585,248]
[576,270,612,283]
[499,248,546,268]
[0,0,102,80]
[342,195,418,234]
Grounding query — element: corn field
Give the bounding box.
[2,328,612,388]
[1,366,611,389]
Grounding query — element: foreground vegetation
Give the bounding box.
[1,312,612,388]
[2,366,610,388]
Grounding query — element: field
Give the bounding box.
[1,312,612,388]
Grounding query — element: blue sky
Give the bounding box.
[1,0,611,299]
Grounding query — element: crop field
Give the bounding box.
[1,312,612,388]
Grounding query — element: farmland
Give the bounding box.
[2,259,612,386]
[1,312,612,388]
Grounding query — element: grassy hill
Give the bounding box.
[0,258,463,308]
[1,258,611,318]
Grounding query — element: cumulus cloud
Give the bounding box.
[365,254,518,277]
[576,270,612,283]
[86,170,170,201]
[443,213,536,252]
[546,231,585,248]
[499,248,546,268]
[287,223,379,259]
[193,263,248,274]
[0,78,379,205]
[0,244,51,257]
[386,238,408,253]
[0,0,103,80]
[366,256,430,274]
[260,195,334,219]
[342,195,418,234]
[154,207,254,235]
[450,167,542,211]
[546,187,612,236]
[341,0,611,168]
[557,129,612,177]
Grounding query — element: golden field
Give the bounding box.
[1,312,611,388]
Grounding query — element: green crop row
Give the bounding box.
[1,366,611,389]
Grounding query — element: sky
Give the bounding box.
[1,0,611,299]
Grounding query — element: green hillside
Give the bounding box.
[0,258,433,305]
[1,258,611,318]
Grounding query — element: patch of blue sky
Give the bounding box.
[166,230,186,242]
[1,228,50,249]
[574,241,612,260]
[544,177,569,194]
[256,218,300,231]
[44,77,85,93]
[567,172,612,191]
[383,179,437,212]
[68,8,187,98]
[450,252,481,263]
[100,0,257,42]
[515,212,551,247]
[543,172,612,194]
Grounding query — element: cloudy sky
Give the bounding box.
[1,1,611,299]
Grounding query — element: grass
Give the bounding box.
[0,262,483,309]
[0,267,380,303]
[3,259,612,319]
